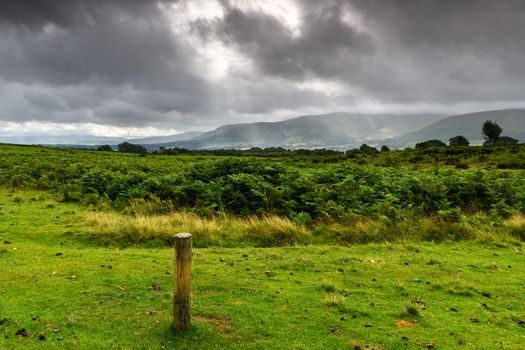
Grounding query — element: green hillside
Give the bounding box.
[165,113,443,150]
[389,109,525,148]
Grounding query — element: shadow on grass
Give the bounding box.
[156,321,227,349]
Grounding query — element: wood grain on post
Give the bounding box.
[174,232,192,332]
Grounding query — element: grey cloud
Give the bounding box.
[204,0,373,80]
[0,0,525,133]
[0,0,211,123]
[200,0,525,104]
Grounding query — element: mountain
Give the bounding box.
[128,131,204,144]
[162,112,445,150]
[388,109,525,148]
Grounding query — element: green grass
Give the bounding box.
[1,189,524,349]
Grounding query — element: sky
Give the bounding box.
[1,0,525,139]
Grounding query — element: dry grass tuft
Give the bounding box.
[85,211,310,247]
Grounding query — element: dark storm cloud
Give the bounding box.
[0,0,214,126]
[202,0,525,104]
[0,0,524,132]
[202,0,374,81]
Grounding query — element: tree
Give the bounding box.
[415,139,447,148]
[482,120,502,143]
[495,136,518,145]
[449,135,470,147]
[359,144,379,154]
[380,145,391,152]
[117,142,147,154]
[97,144,113,152]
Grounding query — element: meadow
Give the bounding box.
[0,143,524,349]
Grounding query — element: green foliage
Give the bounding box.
[1,144,525,224]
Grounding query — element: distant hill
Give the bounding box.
[128,131,203,144]
[162,113,444,150]
[388,109,525,148]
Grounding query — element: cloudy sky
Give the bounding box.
[1,0,525,139]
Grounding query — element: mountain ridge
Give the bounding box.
[159,112,445,150]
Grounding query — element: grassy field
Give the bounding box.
[1,189,524,349]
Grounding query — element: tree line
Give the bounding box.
[98,120,519,154]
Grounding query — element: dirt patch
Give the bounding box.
[395,320,417,328]
[228,300,243,305]
[194,315,232,332]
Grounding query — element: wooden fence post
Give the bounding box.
[174,232,192,332]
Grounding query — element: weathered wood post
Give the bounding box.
[174,232,192,332]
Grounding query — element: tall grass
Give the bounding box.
[85,211,311,247]
[84,207,524,248]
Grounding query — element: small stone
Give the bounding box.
[219,257,225,262]
[15,329,31,337]
[458,339,466,345]
[404,262,409,266]
[354,346,362,350]
[56,337,64,341]
[55,252,63,256]
[340,316,346,321]
[38,333,45,341]
[149,284,161,291]
[337,267,344,272]
[242,254,248,258]
[3,240,11,244]
[401,336,409,342]
[506,305,513,310]
[330,327,338,334]
[508,265,512,268]
[426,344,435,349]
[450,307,459,312]
[53,328,61,333]
[364,323,373,328]
[517,319,525,325]
[469,315,479,323]
[264,270,274,277]
[372,278,376,282]
[106,265,112,269]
